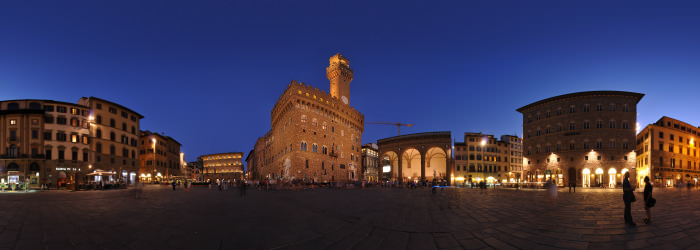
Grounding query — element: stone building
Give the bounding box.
[501,135,524,182]
[78,97,143,184]
[1,100,51,188]
[188,161,203,182]
[42,100,91,187]
[138,130,182,183]
[377,132,452,183]
[454,133,520,186]
[200,152,244,182]
[517,91,643,187]
[361,143,379,181]
[636,116,700,187]
[244,149,257,180]
[1,98,141,188]
[250,54,364,183]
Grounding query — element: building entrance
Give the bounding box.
[582,168,590,188]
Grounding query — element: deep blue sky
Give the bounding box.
[2,1,700,164]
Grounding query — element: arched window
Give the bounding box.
[7,162,19,171]
[131,126,136,134]
[7,103,19,110]
[301,115,306,123]
[96,115,102,124]
[110,132,115,141]
[96,129,102,138]
[312,118,318,127]
[29,102,41,110]
[110,119,115,127]
[122,123,127,131]
[322,122,327,130]
[96,143,102,153]
[30,162,40,171]
[312,144,318,153]
[110,145,116,155]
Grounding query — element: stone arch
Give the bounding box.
[30,162,40,171]
[402,148,421,181]
[380,151,399,180]
[377,132,452,183]
[425,147,447,181]
[29,102,41,110]
[7,162,19,171]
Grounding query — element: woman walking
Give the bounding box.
[643,176,654,224]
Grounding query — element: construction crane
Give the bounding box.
[367,122,413,136]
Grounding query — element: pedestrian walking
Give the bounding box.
[549,179,558,202]
[240,180,247,197]
[643,176,655,224]
[622,171,637,227]
[134,182,143,199]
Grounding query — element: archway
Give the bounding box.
[7,162,19,171]
[426,147,447,182]
[381,151,398,181]
[555,168,563,186]
[595,168,604,187]
[582,168,590,188]
[608,168,617,188]
[568,167,576,187]
[401,148,421,182]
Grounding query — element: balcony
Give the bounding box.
[0,154,29,159]
[329,152,338,158]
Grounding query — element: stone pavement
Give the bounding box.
[1,185,699,250]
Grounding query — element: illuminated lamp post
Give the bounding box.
[481,138,486,184]
[152,138,157,183]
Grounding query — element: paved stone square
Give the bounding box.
[0,185,698,250]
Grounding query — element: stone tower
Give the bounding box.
[326,53,353,105]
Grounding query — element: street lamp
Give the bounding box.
[152,138,157,183]
[481,138,486,183]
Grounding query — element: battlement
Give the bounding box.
[270,79,364,131]
[278,80,362,114]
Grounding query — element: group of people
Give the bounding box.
[171,180,192,191]
[623,172,655,226]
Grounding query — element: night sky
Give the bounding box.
[3,1,700,166]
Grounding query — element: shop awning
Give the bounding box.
[87,170,115,176]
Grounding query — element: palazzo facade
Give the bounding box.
[517,91,643,187]
[636,117,700,187]
[250,54,364,183]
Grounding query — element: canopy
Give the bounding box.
[87,170,115,176]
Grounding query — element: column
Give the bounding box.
[420,153,426,181]
[397,151,402,183]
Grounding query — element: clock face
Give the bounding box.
[341,96,348,104]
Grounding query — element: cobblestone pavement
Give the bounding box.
[1,185,699,250]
